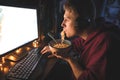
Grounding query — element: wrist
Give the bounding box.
[65,56,73,63]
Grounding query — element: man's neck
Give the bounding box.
[79,31,88,40]
[79,28,93,40]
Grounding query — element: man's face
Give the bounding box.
[61,9,78,38]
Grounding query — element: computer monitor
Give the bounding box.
[0,5,38,56]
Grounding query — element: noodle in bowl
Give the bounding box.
[48,39,71,54]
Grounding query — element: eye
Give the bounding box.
[65,18,70,22]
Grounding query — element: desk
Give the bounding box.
[0,53,58,80]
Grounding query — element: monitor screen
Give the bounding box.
[0,5,38,56]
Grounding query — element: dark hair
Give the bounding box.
[64,0,96,31]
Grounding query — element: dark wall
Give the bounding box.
[0,0,39,8]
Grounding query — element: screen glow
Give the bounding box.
[0,5,38,55]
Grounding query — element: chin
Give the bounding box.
[66,35,73,38]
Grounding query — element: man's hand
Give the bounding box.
[41,46,51,54]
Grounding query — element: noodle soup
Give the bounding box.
[53,43,69,48]
[49,39,71,54]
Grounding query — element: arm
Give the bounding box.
[66,54,84,80]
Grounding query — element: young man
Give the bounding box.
[41,0,120,80]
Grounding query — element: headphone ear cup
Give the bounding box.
[75,17,90,30]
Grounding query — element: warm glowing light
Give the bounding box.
[26,47,31,51]
[15,48,22,54]
[32,40,39,48]
[0,63,2,67]
[0,59,2,66]
[2,57,5,64]
[3,66,9,73]
[0,63,3,71]
[8,55,16,61]
[10,62,15,66]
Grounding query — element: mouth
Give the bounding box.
[63,31,66,34]
[64,32,67,36]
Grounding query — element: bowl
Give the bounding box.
[48,39,72,54]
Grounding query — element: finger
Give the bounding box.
[41,47,47,54]
[53,52,62,59]
[48,54,56,58]
[41,50,48,54]
[41,50,46,54]
[40,47,45,52]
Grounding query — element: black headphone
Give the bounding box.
[74,0,96,30]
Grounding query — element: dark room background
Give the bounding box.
[0,0,120,39]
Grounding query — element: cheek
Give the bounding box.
[64,22,75,31]
[66,26,76,36]
[68,23,76,31]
